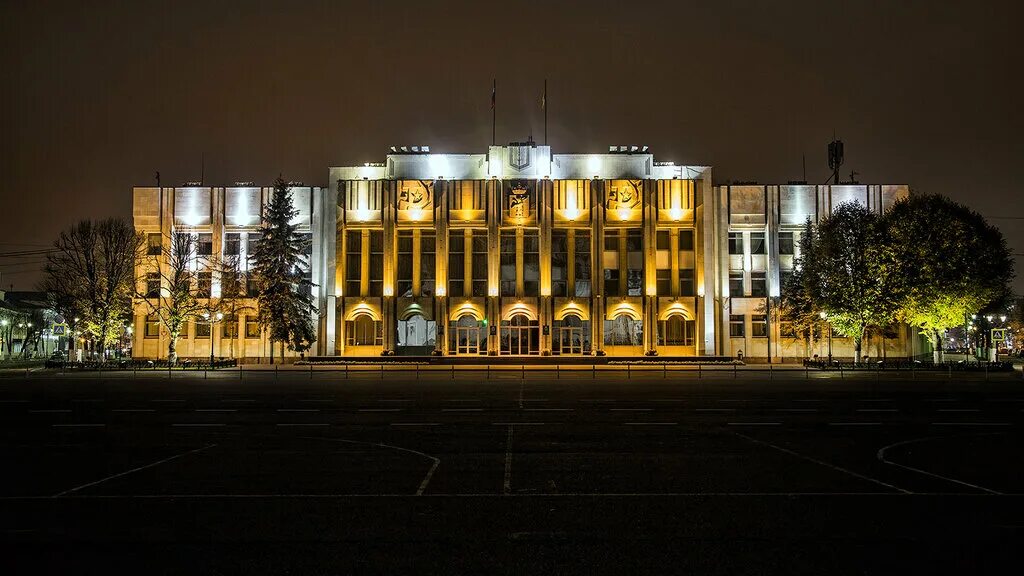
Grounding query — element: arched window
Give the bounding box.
[556,313,589,355]
[451,313,485,355]
[501,313,539,355]
[345,314,381,347]
[658,314,695,347]
[604,311,642,347]
[397,313,436,348]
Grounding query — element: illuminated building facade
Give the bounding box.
[131,142,919,361]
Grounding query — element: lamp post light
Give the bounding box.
[204,312,223,366]
[819,311,832,365]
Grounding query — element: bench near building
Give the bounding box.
[131,142,924,362]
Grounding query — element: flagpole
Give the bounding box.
[543,79,548,146]
[491,79,496,147]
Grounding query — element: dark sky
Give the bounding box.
[2,0,1021,291]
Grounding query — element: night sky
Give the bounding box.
[2,0,1021,291]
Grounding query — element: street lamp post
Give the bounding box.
[204,312,223,366]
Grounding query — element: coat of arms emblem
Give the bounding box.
[508,186,530,220]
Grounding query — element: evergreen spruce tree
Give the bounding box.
[250,177,316,362]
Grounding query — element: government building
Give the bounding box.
[131,142,922,362]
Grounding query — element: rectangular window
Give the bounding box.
[396,231,414,297]
[246,232,261,255]
[655,230,670,251]
[195,320,211,338]
[655,269,670,296]
[471,234,488,297]
[751,314,768,337]
[749,232,766,255]
[678,230,694,251]
[244,316,260,338]
[146,233,162,256]
[522,230,539,296]
[778,231,795,255]
[345,231,361,297]
[368,230,384,297]
[551,230,568,297]
[728,272,744,297]
[728,232,743,255]
[750,272,767,297]
[224,233,241,256]
[448,232,465,297]
[604,229,643,297]
[144,314,160,338]
[658,318,695,346]
[421,232,436,296]
[729,314,745,337]
[574,230,591,297]
[222,315,239,338]
[196,271,212,298]
[145,272,160,298]
[246,274,259,298]
[679,269,695,297]
[197,233,213,256]
[500,231,516,297]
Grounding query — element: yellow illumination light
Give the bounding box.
[617,207,631,221]
[669,207,683,221]
[354,209,372,222]
[436,285,446,297]
[408,207,424,221]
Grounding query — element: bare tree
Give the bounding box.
[42,219,143,359]
[138,232,211,365]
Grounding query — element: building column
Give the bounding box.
[591,178,605,355]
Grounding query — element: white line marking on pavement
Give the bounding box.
[877,436,1002,495]
[828,422,882,426]
[733,432,910,494]
[296,436,439,496]
[51,424,104,427]
[623,422,677,426]
[52,444,215,497]
[390,423,441,426]
[112,409,155,413]
[171,423,225,427]
[931,422,1010,426]
[503,425,514,495]
[359,408,402,412]
[442,408,484,412]
[727,422,781,426]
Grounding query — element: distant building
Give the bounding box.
[130,143,924,361]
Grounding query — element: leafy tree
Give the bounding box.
[41,219,143,359]
[804,202,903,363]
[250,177,316,362]
[139,232,211,365]
[776,219,824,357]
[884,193,1014,361]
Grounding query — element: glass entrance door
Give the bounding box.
[501,314,539,355]
[557,314,584,355]
[454,315,483,355]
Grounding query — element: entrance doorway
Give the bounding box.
[397,313,436,355]
[501,314,539,355]
[453,314,485,355]
[556,313,586,355]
